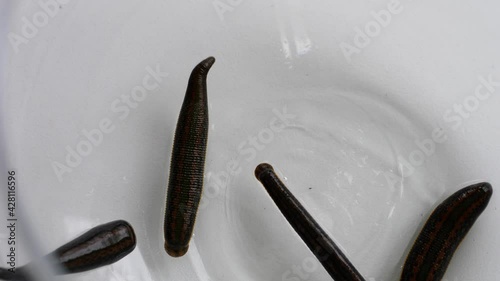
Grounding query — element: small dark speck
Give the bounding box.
[59,5,62,8]
[308,187,312,190]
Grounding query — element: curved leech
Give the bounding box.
[255,163,366,281]
[400,182,492,281]
[164,57,215,257]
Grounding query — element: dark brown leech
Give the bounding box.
[0,220,136,281]
[164,57,215,257]
[51,219,136,273]
[255,163,366,281]
[400,182,493,281]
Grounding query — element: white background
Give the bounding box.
[1,1,500,280]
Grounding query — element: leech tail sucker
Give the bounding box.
[164,57,215,257]
[400,182,493,281]
[255,163,366,281]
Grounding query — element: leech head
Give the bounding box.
[255,163,274,180]
[165,242,189,258]
[459,182,493,203]
[475,182,493,195]
[190,56,216,82]
[195,56,216,75]
[185,56,215,100]
[468,182,493,207]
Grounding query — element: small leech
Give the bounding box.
[0,220,136,281]
[255,163,366,281]
[164,57,215,257]
[400,182,493,281]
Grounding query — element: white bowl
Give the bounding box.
[1,1,499,280]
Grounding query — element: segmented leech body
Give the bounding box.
[0,220,136,281]
[164,57,215,257]
[255,163,366,281]
[401,182,493,281]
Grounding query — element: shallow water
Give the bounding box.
[1,1,499,281]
